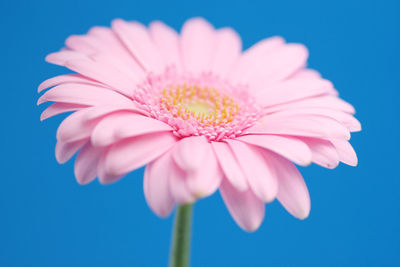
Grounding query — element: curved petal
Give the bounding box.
[300,138,340,169]
[111,19,164,72]
[263,95,356,115]
[247,44,309,90]
[220,178,265,232]
[37,83,132,106]
[144,151,175,217]
[45,50,137,97]
[104,132,177,176]
[56,108,103,142]
[185,144,223,198]
[87,26,146,79]
[210,27,242,77]
[290,69,321,79]
[38,74,102,93]
[228,36,285,84]
[180,17,215,74]
[56,106,146,142]
[91,112,173,147]
[55,139,88,164]
[227,139,278,202]
[149,21,183,71]
[256,78,335,108]
[66,32,145,79]
[97,151,123,184]
[263,151,311,219]
[330,139,358,166]
[169,161,195,204]
[263,108,361,132]
[211,141,248,191]
[65,35,98,54]
[172,136,209,172]
[74,142,103,185]
[248,115,350,140]
[236,135,312,166]
[45,50,87,66]
[64,58,136,97]
[40,103,86,121]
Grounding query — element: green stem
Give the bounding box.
[169,204,193,267]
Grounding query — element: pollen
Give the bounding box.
[160,85,239,126]
[133,69,262,141]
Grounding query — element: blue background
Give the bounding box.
[1,0,399,266]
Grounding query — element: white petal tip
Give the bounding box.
[75,177,93,186]
[264,196,276,203]
[241,222,262,233]
[343,160,358,167]
[37,96,45,105]
[55,156,67,164]
[152,208,174,218]
[45,53,60,64]
[296,210,311,220]
[38,84,46,93]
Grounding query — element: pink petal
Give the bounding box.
[220,178,265,232]
[263,151,310,219]
[56,106,144,142]
[249,115,350,140]
[330,139,358,166]
[236,135,312,166]
[66,33,142,78]
[149,21,183,72]
[104,132,177,176]
[40,103,87,121]
[300,138,339,169]
[290,69,321,79]
[211,141,248,191]
[65,35,97,55]
[185,144,223,198]
[37,83,132,106]
[210,28,242,77]
[87,26,146,78]
[74,142,103,185]
[91,112,173,147]
[263,95,356,114]
[238,44,309,91]
[84,105,148,120]
[88,53,145,83]
[45,50,87,66]
[180,17,215,74]
[111,19,164,72]
[229,36,285,84]
[172,136,209,172]
[97,151,123,184]
[56,109,102,142]
[64,58,137,97]
[169,161,195,204]
[264,108,361,132]
[256,78,335,108]
[55,139,88,164]
[227,140,278,202]
[144,151,175,217]
[38,74,102,93]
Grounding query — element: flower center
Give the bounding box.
[160,85,239,126]
[133,68,263,141]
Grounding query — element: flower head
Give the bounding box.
[38,18,360,231]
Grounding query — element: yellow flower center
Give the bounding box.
[161,85,239,126]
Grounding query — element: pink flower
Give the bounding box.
[38,18,360,232]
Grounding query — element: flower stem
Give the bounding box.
[169,204,193,267]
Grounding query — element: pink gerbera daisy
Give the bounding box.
[38,17,360,232]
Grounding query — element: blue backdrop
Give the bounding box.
[1,0,399,266]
